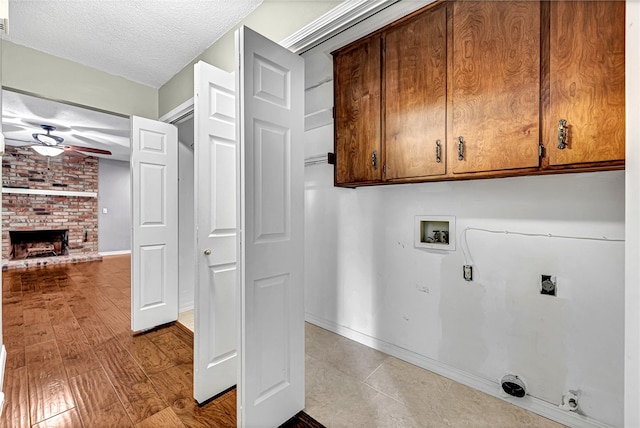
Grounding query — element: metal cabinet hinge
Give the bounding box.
[538,144,544,158]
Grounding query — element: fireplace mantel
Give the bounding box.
[2,187,97,198]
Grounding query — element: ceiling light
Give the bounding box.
[32,124,64,146]
[32,145,64,157]
[33,133,62,146]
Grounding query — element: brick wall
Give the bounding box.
[2,146,99,259]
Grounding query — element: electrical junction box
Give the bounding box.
[415,215,456,251]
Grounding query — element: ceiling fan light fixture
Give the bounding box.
[32,145,64,157]
[32,124,64,146]
[32,132,63,146]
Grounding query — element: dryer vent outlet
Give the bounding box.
[500,374,527,398]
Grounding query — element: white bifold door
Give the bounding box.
[236,26,305,427]
[131,116,179,332]
[193,61,238,403]
[131,26,304,427]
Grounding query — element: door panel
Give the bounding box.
[384,4,447,180]
[548,1,625,166]
[334,36,382,185]
[236,26,305,428]
[451,1,540,174]
[193,61,238,403]
[131,116,178,332]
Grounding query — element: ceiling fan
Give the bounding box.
[29,124,113,157]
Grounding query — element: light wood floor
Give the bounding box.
[1,255,237,427]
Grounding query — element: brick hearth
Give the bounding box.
[2,146,101,269]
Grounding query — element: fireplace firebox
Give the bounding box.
[9,230,70,260]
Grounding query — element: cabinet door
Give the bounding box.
[451,1,541,174]
[334,37,382,185]
[548,1,625,166]
[384,5,447,180]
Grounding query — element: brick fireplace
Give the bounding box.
[2,146,102,269]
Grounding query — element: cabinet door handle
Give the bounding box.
[457,136,465,161]
[557,119,567,150]
[372,150,378,170]
[436,140,442,163]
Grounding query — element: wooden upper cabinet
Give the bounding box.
[383,5,447,181]
[334,36,382,185]
[547,1,625,166]
[451,1,541,174]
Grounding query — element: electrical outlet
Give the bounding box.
[463,265,473,281]
[541,275,556,296]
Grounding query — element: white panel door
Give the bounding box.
[131,116,179,332]
[193,61,238,403]
[236,26,305,427]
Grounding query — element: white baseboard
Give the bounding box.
[0,344,6,415]
[305,313,614,428]
[99,250,131,257]
[179,303,194,313]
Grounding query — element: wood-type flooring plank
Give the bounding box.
[23,321,56,347]
[135,407,186,428]
[52,320,102,378]
[147,331,193,366]
[2,256,247,428]
[32,408,84,428]
[117,332,176,375]
[70,368,133,427]
[0,366,30,428]
[94,338,167,423]
[150,363,236,428]
[74,312,115,347]
[25,342,76,424]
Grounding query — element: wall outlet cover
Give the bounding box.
[463,265,473,281]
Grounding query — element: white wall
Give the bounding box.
[177,118,195,312]
[98,158,131,253]
[625,2,640,427]
[302,12,626,427]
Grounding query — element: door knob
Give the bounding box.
[203,249,212,255]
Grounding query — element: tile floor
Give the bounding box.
[304,323,565,427]
[178,311,564,427]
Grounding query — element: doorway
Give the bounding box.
[176,116,196,331]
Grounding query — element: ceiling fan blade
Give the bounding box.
[64,149,87,158]
[64,145,112,155]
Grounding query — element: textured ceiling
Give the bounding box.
[2,90,131,161]
[4,0,263,88]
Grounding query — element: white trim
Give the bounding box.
[281,0,436,55]
[159,96,194,124]
[2,187,97,198]
[99,250,131,256]
[280,0,399,53]
[179,302,194,313]
[0,344,6,413]
[305,313,616,428]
